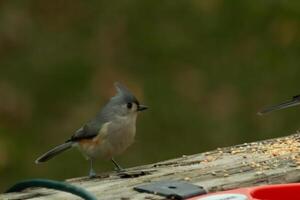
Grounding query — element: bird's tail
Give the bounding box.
[258,95,300,115]
[35,141,73,164]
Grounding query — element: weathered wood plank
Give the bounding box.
[2,133,300,200]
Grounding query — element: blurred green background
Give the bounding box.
[1,0,300,191]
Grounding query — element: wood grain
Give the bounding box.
[2,133,300,200]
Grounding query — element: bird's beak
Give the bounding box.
[137,105,148,112]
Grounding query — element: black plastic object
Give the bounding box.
[134,180,207,199]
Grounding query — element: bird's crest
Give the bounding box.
[113,82,139,104]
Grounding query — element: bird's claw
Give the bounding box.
[89,169,97,178]
[115,167,125,173]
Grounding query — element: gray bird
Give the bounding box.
[35,82,148,177]
[258,95,300,115]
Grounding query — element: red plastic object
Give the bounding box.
[189,183,300,200]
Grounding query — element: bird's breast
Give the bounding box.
[106,115,137,155]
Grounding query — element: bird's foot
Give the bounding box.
[89,169,97,178]
[111,158,125,173]
[115,166,125,173]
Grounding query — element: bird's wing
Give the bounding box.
[69,124,100,141]
[68,102,116,141]
[258,95,300,115]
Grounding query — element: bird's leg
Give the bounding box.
[88,159,97,178]
[111,158,124,172]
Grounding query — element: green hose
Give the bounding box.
[5,179,98,200]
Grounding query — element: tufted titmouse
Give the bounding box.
[258,95,300,115]
[35,82,148,177]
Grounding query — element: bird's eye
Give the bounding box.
[127,102,132,109]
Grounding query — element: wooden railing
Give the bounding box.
[2,133,300,200]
